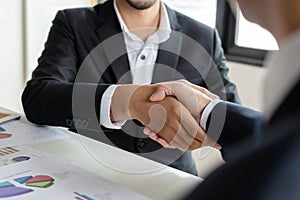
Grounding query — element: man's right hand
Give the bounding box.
[142,80,222,150]
[110,84,210,151]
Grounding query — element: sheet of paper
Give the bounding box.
[0,146,151,200]
[0,146,59,167]
[0,119,69,147]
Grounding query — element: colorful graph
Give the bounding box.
[0,127,12,139]
[0,147,19,157]
[74,192,95,200]
[0,181,33,198]
[12,156,30,163]
[0,133,12,139]
[0,175,55,198]
[20,175,54,186]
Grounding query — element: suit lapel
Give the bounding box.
[153,5,182,83]
[95,0,132,84]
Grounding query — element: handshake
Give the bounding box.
[110,80,222,151]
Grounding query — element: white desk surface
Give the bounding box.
[29,129,202,200]
[0,106,201,199]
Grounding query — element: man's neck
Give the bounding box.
[116,0,161,41]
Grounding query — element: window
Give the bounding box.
[216,0,278,66]
[164,0,275,66]
[236,11,278,51]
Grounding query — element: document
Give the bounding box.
[0,119,69,147]
[0,146,53,167]
[0,112,20,124]
[0,146,151,200]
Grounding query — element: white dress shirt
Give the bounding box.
[100,0,171,129]
[201,28,300,130]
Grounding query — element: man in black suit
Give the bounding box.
[22,0,239,175]
[145,0,300,198]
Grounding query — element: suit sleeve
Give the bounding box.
[205,102,265,161]
[205,29,241,103]
[22,11,110,129]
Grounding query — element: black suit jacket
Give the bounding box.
[22,0,239,175]
[184,79,300,198]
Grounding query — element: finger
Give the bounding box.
[150,86,167,102]
[152,102,203,151]
[144,127,175,148]
[155,117,202,151]
[172,122,200,150]
[144,127,159,137]
[178,79,220,100]
[214,143,222,150]
[145,129,177,149]
[170,130,191,150]
[202,135,222,150]
[149,134,159,140]
[156,137,172,148]
[159,121,196,151]
[143,127,160,139]
[143,127,152,135]
[181,106,206,144]
[149,134,171,148]
[180,106,221,150]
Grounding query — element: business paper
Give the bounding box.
[0,146,151,200]
[0,112,20,124]
[0,119,69,147]
[0,146,55,167]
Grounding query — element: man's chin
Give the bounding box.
[125,0,157,10]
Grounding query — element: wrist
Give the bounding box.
[197,98,211,124]
[110,84,139,121]
[128,85,158,121]
[199,99,223,130]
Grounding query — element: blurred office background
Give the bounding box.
[0,0,277,177]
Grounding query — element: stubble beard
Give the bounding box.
[125,0,158,10]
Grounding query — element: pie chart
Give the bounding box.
[0,181,33,198]
[0,175,55,198]
[12,156,30,163]
[24,175,54,188]
[0,127,12,139]
[0,133,11,139]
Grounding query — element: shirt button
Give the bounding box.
[137,139,145,148]
[140,55,146,60]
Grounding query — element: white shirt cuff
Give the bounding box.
[200,99,223,130]
[100,85,126,129]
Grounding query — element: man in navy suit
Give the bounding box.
[22,0,239,175]
[145,0,300,198]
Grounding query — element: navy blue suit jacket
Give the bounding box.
[184,79,300,199]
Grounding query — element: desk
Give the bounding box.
[29,129,201,200]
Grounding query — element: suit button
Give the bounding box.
[137,139,145,148]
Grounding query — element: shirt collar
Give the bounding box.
[264,29,300,119]
[113,0,171,44]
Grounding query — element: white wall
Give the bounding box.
[0,1,24,112]
[228,61,268,111]
[25,0,90,80]
[0,0,91,113]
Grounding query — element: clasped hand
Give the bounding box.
[110,80,221,151]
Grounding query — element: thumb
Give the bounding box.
[150,86,168,101]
